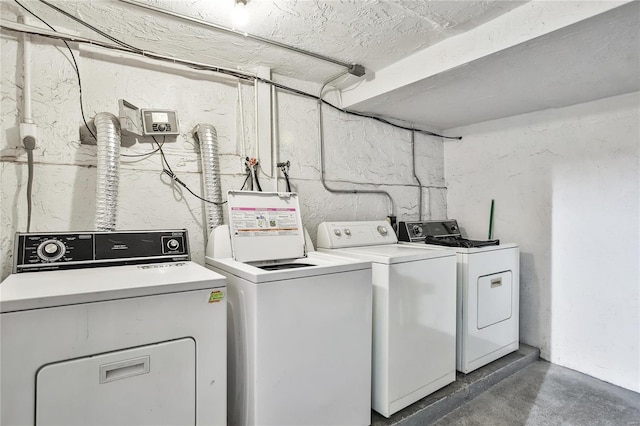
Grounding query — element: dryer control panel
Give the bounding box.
[398,220,460,242]
[13,230,190,273]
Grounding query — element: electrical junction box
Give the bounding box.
[118,99,143,136]
[141,109,179,136]
[117,100,179,138]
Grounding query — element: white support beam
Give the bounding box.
[341,1,632,110]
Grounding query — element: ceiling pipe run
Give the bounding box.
[116,0,366,77]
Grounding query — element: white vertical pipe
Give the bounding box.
[237,81,246,169]
[19,15,33,124]
[271,84,279,191]
[255,66,273,181]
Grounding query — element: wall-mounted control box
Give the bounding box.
[141,109,179,136]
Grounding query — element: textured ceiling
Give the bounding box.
[2,0,527,82]
[2,0,637,130]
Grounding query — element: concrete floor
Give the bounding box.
[433,360,640,426]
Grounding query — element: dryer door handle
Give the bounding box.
[100,355,150,384]
[490,278,502,287]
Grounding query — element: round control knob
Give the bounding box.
[158,123,167,132]
[412,224,423,236]
[167,239,180,250]
[37,239,65,262]
[377,225,388,236]
[333,229,342,237]
[44,243,58,254]
[344,229,351,236]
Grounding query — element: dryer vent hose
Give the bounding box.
[194,124,223,233]
[94,112,121,232]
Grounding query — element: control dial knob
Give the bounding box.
[167,238,180,250]
[37,239,66,262]
[412,224,423,236]
[333,229,342,237]
[377,225,388,236]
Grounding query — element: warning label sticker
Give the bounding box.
[231,207,299,237]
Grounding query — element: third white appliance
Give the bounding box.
[398,220,520,374]
[317,221,457,417]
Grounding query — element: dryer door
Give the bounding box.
[36,338,195,426]
[477,271,513,329]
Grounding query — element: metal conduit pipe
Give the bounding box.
[317,72,395,216]
[411,130,423,220]
[116,0,365,76]
[194,124,224,233]
[94,112,121,231]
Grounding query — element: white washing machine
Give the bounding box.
[1,230,227,426]
[316,221,457,418]
[205,191,373,426]
[398,220,520,374]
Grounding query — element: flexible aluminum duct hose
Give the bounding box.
[94,112,121,231]
[194,124,223,232]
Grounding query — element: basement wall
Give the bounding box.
[444,92,640,392]
[0,33,446,281]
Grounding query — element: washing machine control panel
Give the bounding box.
[13,230,190,273]
[316,221,397,249]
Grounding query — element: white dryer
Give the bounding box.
[316,221,457,418]
[0,230,227,426]
[398,220,520,374]
[205,191,373,426]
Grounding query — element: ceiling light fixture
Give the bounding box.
[232,0,249,30]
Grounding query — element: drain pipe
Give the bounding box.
[93,113,121,231]
[194,124,224,233]
[411,130,423,220]
[318,72,395,217]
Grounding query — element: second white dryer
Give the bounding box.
[317,221,457,418]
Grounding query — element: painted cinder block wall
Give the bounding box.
[0,35,445,281]
[444,92,640,392]
[3,19,638,396]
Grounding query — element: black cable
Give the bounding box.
[252,165,262,192]
[278,161,292,192]
[239,173,250,191]
[13,0,96,140]
[38,0,143,52]
[255,76,461,140]
[284,170,291,192]
[5,12,461,140]
[120,143,164,158]
[152,137,227,205]
[26,148,34,232]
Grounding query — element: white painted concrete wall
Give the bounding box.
[444,92,640,392]
[0,35,445,280]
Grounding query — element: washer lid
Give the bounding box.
[227,191,305,263]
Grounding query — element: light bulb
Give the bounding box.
[232,1,249,29]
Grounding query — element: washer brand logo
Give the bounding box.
[208,290,225,303]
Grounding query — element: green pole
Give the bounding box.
[488,199,495,239]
